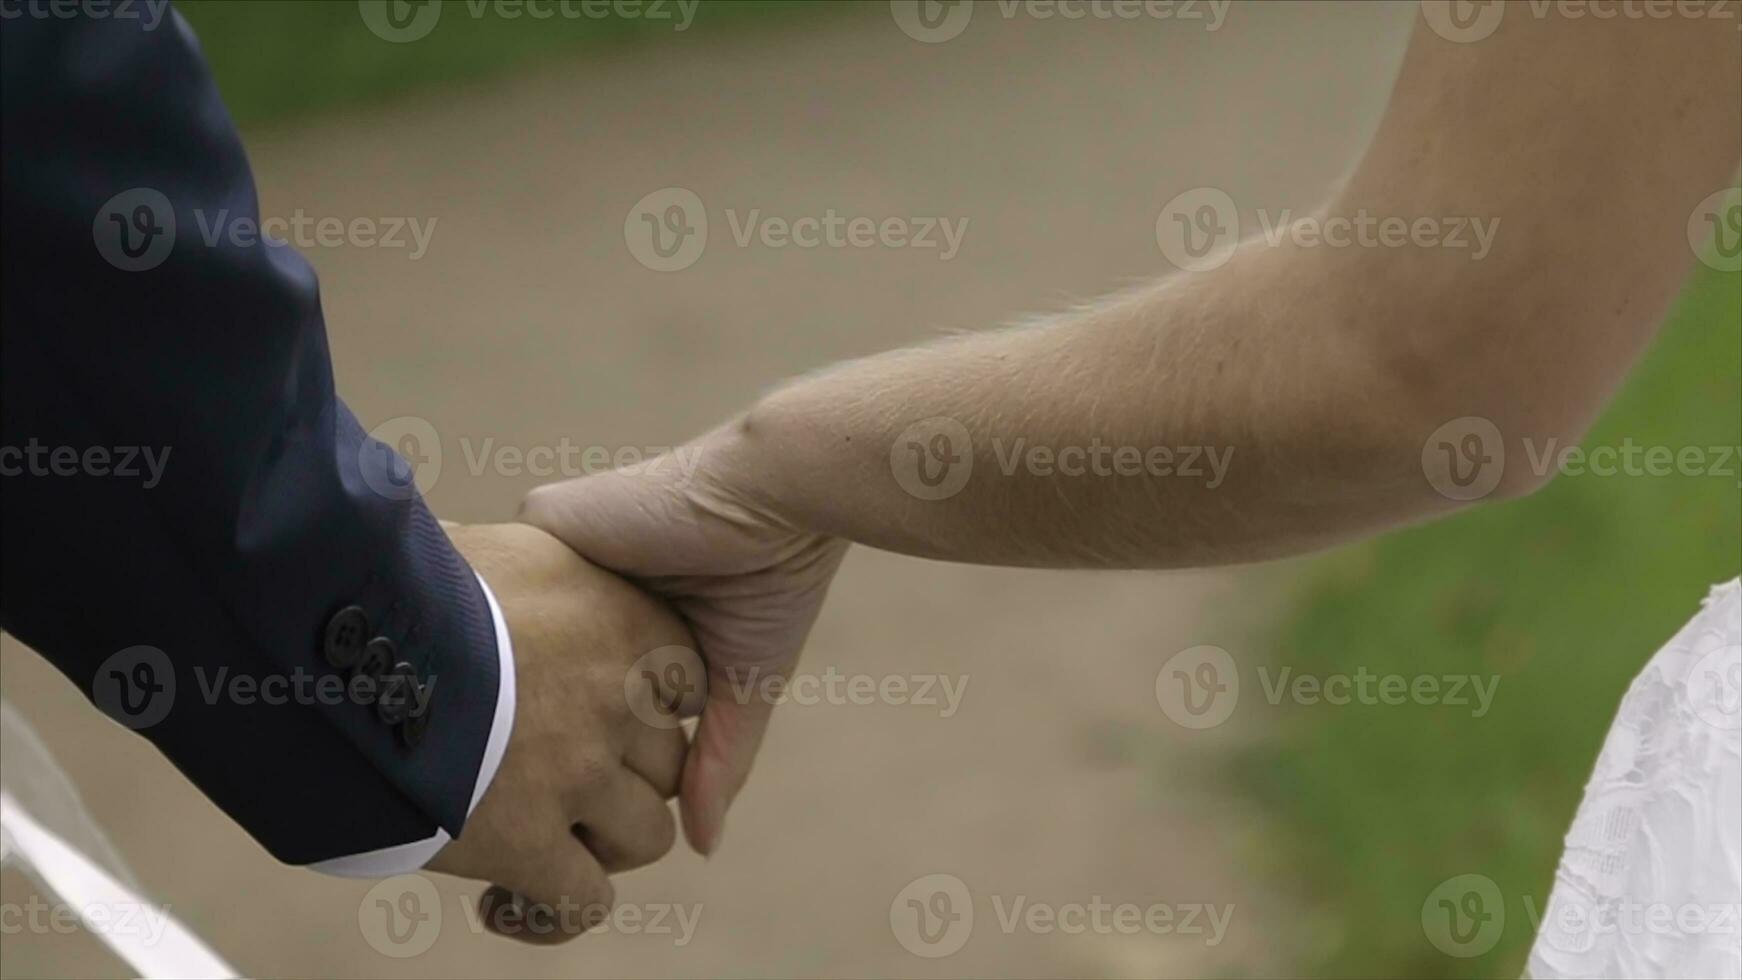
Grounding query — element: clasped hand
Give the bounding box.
[432,426,844,944]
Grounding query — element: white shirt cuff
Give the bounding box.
[309,571,517,878]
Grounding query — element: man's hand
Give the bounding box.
[427,522,699,944]
[521,434,848,855]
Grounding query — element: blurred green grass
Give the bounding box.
[1232,264,1741,978]
[176,0,842,129]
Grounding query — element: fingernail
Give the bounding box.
[703,802,727,856]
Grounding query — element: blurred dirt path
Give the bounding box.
[2,3,1414,977]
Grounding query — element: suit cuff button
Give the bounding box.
[376,661,419,725]
[322,605,369,670]
[353,636,394,703]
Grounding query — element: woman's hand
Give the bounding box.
[521,429,848,855]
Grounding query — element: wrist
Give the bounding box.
[695,409,793,523]
[689,410,846,555]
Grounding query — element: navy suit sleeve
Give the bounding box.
[0,7,501,863]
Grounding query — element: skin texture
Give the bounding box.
[427,522,700,945]
[523,12,1742,856]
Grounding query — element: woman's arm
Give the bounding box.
[699,10,1740,568]
[524,9,1741,854]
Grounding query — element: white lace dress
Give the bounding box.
[1527,578,1742,979]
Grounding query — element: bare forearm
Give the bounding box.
[700,14,1738,571]
[711,245,1441,568]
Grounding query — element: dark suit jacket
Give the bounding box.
[1,5,501,864]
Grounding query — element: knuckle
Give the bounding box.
[568,753,613,792]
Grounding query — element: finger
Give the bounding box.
[624,722,688,799]
[571,769,679,874]
[679,678,777,857]
[476,838,613,945]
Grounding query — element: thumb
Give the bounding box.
[522,469,724,578]
[520,472,654,572]
[679,672,777,856]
